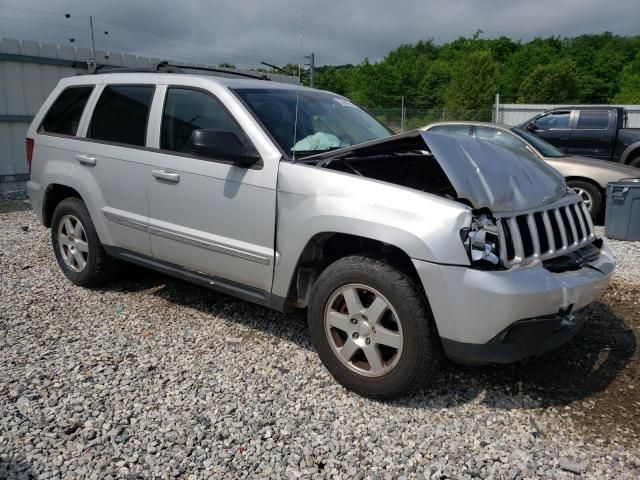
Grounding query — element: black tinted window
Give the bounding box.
[534,112,570,129]
[39,86,93,136]
[161,87,243,152]
[577,110,609,129]
[88,85,154,146]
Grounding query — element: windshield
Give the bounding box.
[233,88,391,158]
[511,128,567,158]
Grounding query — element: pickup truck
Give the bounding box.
[520,106,640,167]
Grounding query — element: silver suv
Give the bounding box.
[27,70,615,398]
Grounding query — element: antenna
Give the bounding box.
[292,5,305,162]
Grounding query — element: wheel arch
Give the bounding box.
[565,176,606,191]
[619,142,640,165]
[282,232,426,309]
[42,183,83,228]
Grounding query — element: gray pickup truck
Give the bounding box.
[26,69,614,398]
[521,106,640,166]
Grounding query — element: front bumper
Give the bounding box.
[413,244,615,364]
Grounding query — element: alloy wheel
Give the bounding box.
[57,214,89,272]
[324,283,403,377]
[573,187,593,210]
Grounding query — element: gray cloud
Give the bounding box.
[1,0,638,67]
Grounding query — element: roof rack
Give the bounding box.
[82,61,270,80]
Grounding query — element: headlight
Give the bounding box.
[462,213,500,267]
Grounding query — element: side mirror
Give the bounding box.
[187,129,261,166]
[526,122,536,132]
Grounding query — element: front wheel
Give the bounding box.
[567,180,602,220]
[308,255,440,399]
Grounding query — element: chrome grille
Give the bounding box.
[496,195,595,268]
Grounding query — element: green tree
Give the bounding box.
[444,50,499,120]
[517,60,580,103]
[614,53,640,103]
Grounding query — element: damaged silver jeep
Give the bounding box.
[27,74,615,399]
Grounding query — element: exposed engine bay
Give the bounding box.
[318,152,459,203]
[305,130,568,212]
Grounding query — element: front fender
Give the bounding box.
[271,162,472,297]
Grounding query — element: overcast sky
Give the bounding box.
[1,0,638,68]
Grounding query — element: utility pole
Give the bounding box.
[89,15,97,68]
[304,52,315,88]
[400,96,405,133]
[494,93,500,123]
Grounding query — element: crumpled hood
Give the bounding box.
[422,131,567,211]
[310,130,567,212]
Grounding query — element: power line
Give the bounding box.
[0,15,88,32]
[0,3,300,59]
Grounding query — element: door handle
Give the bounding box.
[75,154,97,166]
[152,169,180,183]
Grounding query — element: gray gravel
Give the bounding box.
[2,208,640,479]
[596,226,640,283]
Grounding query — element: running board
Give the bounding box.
[104,246,293,313]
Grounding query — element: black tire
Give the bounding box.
[629,154,640,168]
[567,180,602,220]
[51,197,117,287]
[308,255,440,399]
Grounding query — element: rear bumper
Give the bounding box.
[26,180,43,223]
[413,244,615,364]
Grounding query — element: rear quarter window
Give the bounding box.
[38,86,94,136]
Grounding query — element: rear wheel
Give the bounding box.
[51,197,117,287]
[308,255,440,399]
[629,154,640,168]
[567,180,602,220]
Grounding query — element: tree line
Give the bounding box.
[301,32,640,123]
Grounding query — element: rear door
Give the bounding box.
[531,110,573,152]
[145,84,278,292]
[73,83,155,255]
[569,109,615,159]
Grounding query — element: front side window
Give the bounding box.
[88,85,154,146]
[161,87,244,153]
[475,126,527,152]
[534,111,570,130]
[233,88,391,157]
[39,86,94,136]
[577,110,609,130]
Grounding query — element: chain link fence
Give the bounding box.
[369,107,495,133]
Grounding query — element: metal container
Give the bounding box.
[605,178,640,241]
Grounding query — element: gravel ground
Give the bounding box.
[1,204,640,479]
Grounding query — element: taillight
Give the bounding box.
[26,138,34,173]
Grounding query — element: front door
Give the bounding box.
[531,110,573,153]
[146,86,278,292]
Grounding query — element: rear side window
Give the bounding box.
[475,126,527,152]
[88,85,154,146]
[577,110,609,130]
[39,86,94,136]
[161,87,244,153]
[429,124,471,136]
